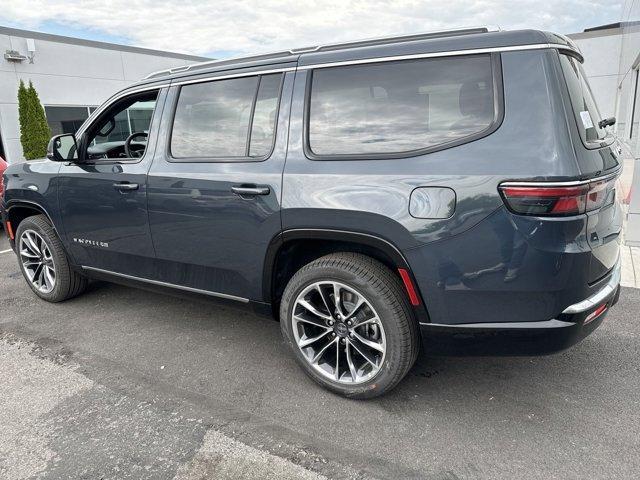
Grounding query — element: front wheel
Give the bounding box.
[280,253,419,399]
[15,215,87,302]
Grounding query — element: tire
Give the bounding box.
[14,215,88,302]
[280,252,419,399]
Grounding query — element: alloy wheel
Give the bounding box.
[291,281,386,384]
[19,229,56,294]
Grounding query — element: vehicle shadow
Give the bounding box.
[9,269,637,430]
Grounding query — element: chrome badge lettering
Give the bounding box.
[73,238,109,248]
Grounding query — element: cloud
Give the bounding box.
[0,0,623,57]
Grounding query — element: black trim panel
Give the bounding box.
[262,228,430,323]
[421,285,619,356]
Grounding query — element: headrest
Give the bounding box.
[459,81,492,117]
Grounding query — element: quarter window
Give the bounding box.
[307,55,496,157]
[250,75,282,157]
[559,54,608,146]
[170,73,282,160]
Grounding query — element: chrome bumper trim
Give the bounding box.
[562,256,621,314]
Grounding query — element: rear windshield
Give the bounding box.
[559,54,609,146]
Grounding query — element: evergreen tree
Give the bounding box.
[17,80,28,156]
[17,80,51,159]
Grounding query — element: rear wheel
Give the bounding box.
[15,215,87,302]
[280,253,419,399]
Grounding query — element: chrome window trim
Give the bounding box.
[78,42,579,139]
[302,51,504,161]
[81,266,250,303]
[297,43,581,70]
[171,66,297,87]
[76,84,170,138]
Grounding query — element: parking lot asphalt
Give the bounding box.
[1,230,639,480]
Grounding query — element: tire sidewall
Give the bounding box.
[281,261,410,398]
[15,217,69,302]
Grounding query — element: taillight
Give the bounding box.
[586,179,613,211]
[499,177,617,217]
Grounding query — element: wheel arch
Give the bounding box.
[264,229,429,322]
[4,201,59,244]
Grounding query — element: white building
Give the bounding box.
[0,26,208,164]
[568,4,640,246]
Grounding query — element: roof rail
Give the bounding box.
[289,25,500,53]
[144,25,500,80]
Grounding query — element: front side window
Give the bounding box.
[45,106,93,136]
[559,54,609,146]
[85,90,159,160]
[170,73,282,160]
[307,54,497,157]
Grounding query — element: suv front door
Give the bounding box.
[58,88,167,277]
[146,69,293,302]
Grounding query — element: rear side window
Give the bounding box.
[170,73,282,160]
[559,54,608,146]
[307,54,497,158]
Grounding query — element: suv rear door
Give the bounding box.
[146,67,294,301]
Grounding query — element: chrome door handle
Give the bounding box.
[231,185,270,196]
[113,182,139,191]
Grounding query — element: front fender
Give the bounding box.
[2,159,63,242]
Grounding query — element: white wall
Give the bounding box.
[569,29,623,120]
[0,31,206,163]
[619,2,640,246]
[569,18,640,246]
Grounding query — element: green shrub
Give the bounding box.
[18,80,51,160]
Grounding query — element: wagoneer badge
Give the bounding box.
[73,238,109,248]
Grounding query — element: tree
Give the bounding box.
[17,80,51,160]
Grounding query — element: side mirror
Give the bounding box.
[598,116,616,129]
[47,134,78,162]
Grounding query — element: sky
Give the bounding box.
[0,0,624,59]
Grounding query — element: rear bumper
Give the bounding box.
[420,258,621,356]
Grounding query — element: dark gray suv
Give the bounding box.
[1,27,623,398]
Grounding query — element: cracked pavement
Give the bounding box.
[0,231,639,479]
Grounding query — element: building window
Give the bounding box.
[44,106,95,136]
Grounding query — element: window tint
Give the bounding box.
[85,91,158,160]
[171,74,282,159]
[88,96,157,145]
[250,75,282,157]
[559,54,608,145]
[45,106,91,136]
[307,55,496,156]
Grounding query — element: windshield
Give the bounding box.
[559,54,610,146]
